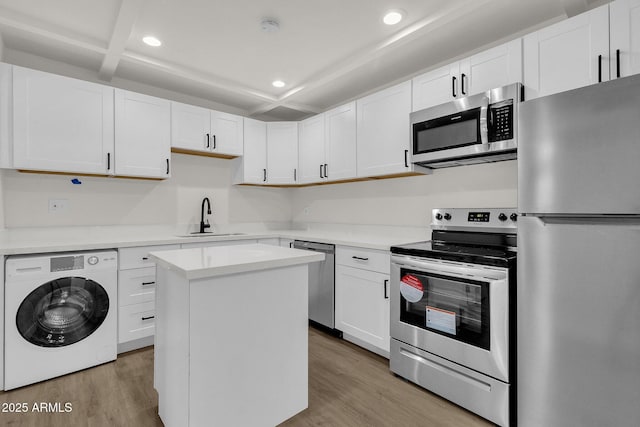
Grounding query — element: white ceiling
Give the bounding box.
[0,0,608,120]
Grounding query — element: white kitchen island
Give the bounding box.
[149,243,324,427]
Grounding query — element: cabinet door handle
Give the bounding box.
[384,279,389,299]
[352,256,369,261]
[206,133,210,148]
[263,168,267,182]
[294,168,297,181]
[166,159,170,175]
[598,55,602,83]
[404,149,409,168]
[324,163,328,178]
[142,256,149,261]
[141,316,155,321]
[107,153,111,171]
[213,134,217,149]
[320,164,324,179]
[289,242,293,248]
[452,76,457,97]
[141,281,155,286]
[461,73,467,95]
[616,49,621,78]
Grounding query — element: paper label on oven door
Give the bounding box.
[426,306,456,335]
[400,274,423,302]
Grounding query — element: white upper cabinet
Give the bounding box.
[114,89,171,179]
[0,63,11,169]
[171,102,210,152]
[412,63,459,112]
[298,114,326,184]
[171,102,243,157]
[524,4,609,99]
[325,102,357,182]
[610,0,640,79]
[234,118,267,184]
[12,66,114,175]
[266,122,298,185]
[413,39,522,111]
[357,81,413,178]
[211,111,243,156]
[459,39,523,95]
[298,102,357,184]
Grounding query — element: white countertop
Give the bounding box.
[149,243,326,280]
[0,224,425,255]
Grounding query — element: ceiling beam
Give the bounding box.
[248,0,490,117]
[0,8,106,54]
[560,0,588,17]
[120,51,277,103]
[98,0,147,81]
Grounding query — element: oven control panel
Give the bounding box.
[432,208,517,231]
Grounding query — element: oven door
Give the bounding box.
[390,254,510,381]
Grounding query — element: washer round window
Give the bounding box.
[16,277,110,347]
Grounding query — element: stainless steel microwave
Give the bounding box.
[410,83,523,168]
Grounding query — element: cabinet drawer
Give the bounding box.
[118,244,179,270]
[118,267,156,306]
[336,246,390,274]
[118,302,155,344]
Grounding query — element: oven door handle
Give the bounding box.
[479,96,489,145]
[392,257,506,282]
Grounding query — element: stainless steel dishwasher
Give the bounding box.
[292,240,337,333]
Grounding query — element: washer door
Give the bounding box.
[16,277,110,347]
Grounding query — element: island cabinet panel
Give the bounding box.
[154,264,309,427]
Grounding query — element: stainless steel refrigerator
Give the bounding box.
[518,75,640,427]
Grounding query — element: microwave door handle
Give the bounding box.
[480,96,489,145]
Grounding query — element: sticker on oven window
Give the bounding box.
[400,274,423,302]
[426,306,456,335]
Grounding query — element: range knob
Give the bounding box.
[435,213,443,220]
[510,213,518,221]
[498,213,508,221]
[443,213,452,221]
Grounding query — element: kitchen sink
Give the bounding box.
[176,232,247,238]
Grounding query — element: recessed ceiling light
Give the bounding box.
[272,80,285,88]
[142,36,162,47]
[383,10,404,25]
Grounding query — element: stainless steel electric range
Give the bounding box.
[389,208,517,427]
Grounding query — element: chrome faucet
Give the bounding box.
[200,197,212,233]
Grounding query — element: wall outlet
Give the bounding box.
[48,199,69,213]
[303,207,310,216]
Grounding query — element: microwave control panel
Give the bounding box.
[488,99,513,142]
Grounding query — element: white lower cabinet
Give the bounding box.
[335,246,390,357]
[117,244,179,352]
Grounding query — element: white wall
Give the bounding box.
[1,154,292,229]
[291,161,517,226]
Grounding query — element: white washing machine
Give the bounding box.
[4,250,117,390]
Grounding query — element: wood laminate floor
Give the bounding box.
[0,328,492,426]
